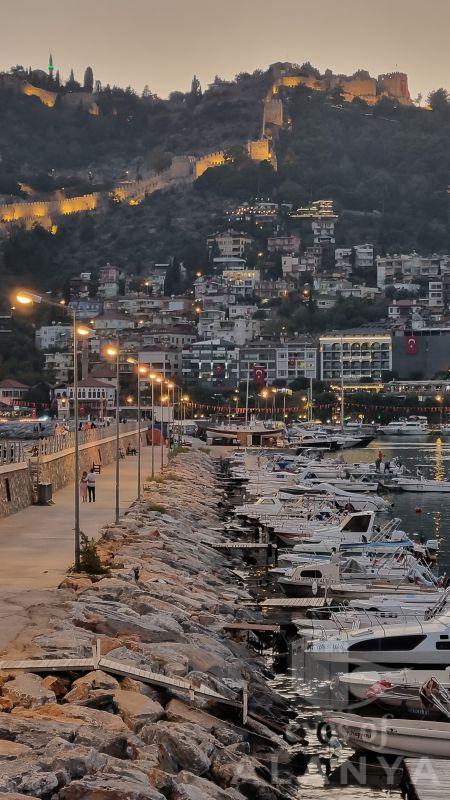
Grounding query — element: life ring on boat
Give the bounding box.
[317,721,333,745]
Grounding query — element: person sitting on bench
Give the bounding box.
[126,442,137,456]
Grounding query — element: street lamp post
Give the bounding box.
[150,373,157,478]
[106,343,120,523]
[16,290,90,571]
[271,387,277,421]
[436,394,443,430]
[127,358,150,500]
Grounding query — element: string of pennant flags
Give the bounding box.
[188,401,450,413]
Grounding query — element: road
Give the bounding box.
[0,442,165,590]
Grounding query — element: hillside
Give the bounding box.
[1,63,450,295]
[0,71,269,195]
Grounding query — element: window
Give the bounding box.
[4,478,11,502]
[300,570,323,579]
[349,635,426,652]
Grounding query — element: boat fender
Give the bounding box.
[317,721,333,745]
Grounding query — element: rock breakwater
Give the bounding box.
[0,450,299,799]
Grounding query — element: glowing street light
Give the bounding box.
[105,343,121,522]
[15,288,92,571]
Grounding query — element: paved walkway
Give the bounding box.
[0,443,166,590]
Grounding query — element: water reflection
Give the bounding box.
[344,437,450,571]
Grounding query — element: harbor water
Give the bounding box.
[260,436,450,799]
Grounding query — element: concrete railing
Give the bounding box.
[0,441,26,465]
[34,422,140,457]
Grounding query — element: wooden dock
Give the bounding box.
[205,542,277,551]
[260,597,327,609]
[223,622,281,633]
[404,758,450,800]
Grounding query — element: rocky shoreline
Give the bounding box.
[0,450,300,800]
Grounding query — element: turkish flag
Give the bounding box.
[215,364,224,375]
[253,366,266,385]
[405,336,419,355]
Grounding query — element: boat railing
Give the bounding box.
[306,610,433,642]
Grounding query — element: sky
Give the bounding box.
[1,0,449,100]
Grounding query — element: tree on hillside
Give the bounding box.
[189,74,202,107]
[83,66,94,93]
[427,88,449,111]
[164,258,182,295]
[66,69,81,91]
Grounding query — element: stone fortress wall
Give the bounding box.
[0,65,412,228]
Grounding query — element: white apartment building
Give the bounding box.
[320,332,392,382]
[229,304,257,319]
[312,218,336,245]
[376,252,448,289]
[238,340,317,383]
[35,324,72,351]
[276,341,317,381]
[207,229,253,258]
[354,244,374,269]
[222,267,260,295]
[335,248,352,269]
[138,348,182,377]
[44,352,73,383]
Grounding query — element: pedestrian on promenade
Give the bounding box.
[80,470,88,503]
[87,468,97,503]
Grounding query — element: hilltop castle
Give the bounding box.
[263,63,412,134]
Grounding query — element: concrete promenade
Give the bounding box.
[0,442,166,591]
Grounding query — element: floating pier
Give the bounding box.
[404,758,450,800]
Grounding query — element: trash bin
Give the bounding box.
[37,482,53,505]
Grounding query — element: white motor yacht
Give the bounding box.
[378,417,429,436]
[306,607,450,669]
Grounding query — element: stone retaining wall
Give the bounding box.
[0,427,144,518]
[0,462,33,518]
[36,428,142,492]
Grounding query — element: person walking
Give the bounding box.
[87,468,97,503]
[80,470,88,503]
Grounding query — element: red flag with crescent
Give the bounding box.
[405,336,418,355]
[253,366,266,385]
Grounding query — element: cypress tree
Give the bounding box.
[83,66,94,93]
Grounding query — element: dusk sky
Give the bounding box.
[1,0,449,100]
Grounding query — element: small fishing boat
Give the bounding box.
[323,711,450,757]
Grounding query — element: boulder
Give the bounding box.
[58,776,165,800]
[58,576,93,592]
[113,690,164,732]
[3,674,56,708]
[72,670,120,691]
[173,771,246,799]
[42,738,107,780]
[0,794,40,799]
[11,705,131,758]
[141,722,217,776]
[0,741,32,759]
[119,677,161,701]
[42,676,69,698]
[165,699,232,733]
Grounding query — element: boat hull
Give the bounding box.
[326,712,450,757]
